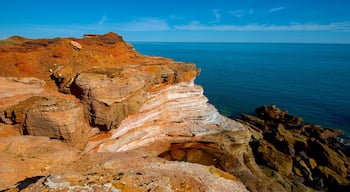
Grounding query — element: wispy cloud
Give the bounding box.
[116,18,170,31]
[174,22,350,31]
[230,9,254,18]
[98,15,107,25]
[21,18,170,38]
[267,6,286,13]
[209,9,221,24]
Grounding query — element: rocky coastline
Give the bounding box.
[0,32,349,191]
[237,105,350,191]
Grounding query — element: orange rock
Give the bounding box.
[0,124,21,138]
[170,149,186,160]
[0,136,79,189]
[0,33,285,191]
[186,148,204,163]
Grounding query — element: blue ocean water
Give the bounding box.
[132,42,350,135]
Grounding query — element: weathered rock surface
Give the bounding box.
[86,81,286,192]
[20,152,249,192]
[0,77,45,98]
[0,32,257,191]
[0,124,21,138]
[240,105,350,191]
[1,96,93,149]
[0,77,46,108]
[0,136,79,189]
[72,64,197,130]
[1,33,348,191]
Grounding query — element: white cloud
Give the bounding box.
[209,9,221,24]
[98,15,107,25]
[174,22,350,31]
[27,18,170,38]
[230,9,254,18]
[267,6,286,13]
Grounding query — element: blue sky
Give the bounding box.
[1,0,350,43]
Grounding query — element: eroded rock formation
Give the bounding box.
[0,33,348,191]
[240,105,350,191]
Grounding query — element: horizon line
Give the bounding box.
[130,41,350,45]
[1,35,349,45]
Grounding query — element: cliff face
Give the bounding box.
[0,32,282,191]
[1,33,348,191]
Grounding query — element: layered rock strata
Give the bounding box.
[0,32,265,191]
[1,32,348,191]
[240,105,350,191]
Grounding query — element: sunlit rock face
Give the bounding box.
[71,64,199,131]
[0,32,289,191]
[0,77,46,108]
[1,96,93,149]
[91,81,248,153]
[20,152,249,192]
[86,80,286,192]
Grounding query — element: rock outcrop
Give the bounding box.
[0,32,258,191]
[1,96,93,149]
[0,33,348,191]
[240,105,350,191]
[0,77,46,107]
[20,152,249,192]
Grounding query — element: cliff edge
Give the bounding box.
[0,32,348,192]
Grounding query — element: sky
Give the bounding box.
[1,0,350,43]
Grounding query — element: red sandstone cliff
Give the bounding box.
[0,32,270,191]
[1,32,347,191]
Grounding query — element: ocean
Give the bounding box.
[132,42,350,135]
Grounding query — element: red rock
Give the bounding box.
[0,33,289,192]
[0,136,79,190]
[0,124,21,138]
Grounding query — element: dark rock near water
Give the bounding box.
[240,105,350,191]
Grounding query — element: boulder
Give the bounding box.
[300,124,343,142]
[69,40,82,50]
[255,105,303,125]
[1,96,93,149]
[72,68,147,130]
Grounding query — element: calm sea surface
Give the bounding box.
[132,42,350,135]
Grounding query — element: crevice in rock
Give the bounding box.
[16,176,45,191]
